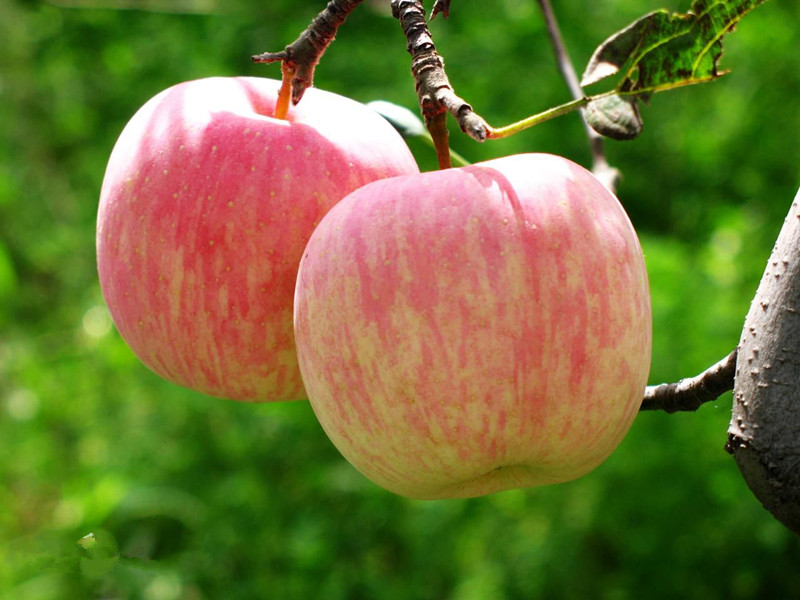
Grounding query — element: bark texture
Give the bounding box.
[430,0,451,19]
[391,0,489,145]
[727,189,800,536]
[641,350,736,413]
[252,0,362,105]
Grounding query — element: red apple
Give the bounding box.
[97,77,419,402]
[294,153,651,499]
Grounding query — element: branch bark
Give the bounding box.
[640,350,736,413]
[430,0,451,20]
[391,0,489,169]
[252,0,363,108]
[726,189,800,536]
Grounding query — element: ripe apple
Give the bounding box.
[97,77,419,402]
[293,153,652,499]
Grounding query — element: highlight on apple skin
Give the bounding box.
[96,77,419,402]
[293,153,652,499]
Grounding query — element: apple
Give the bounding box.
[293,153,652,499]
[97,77,419,402]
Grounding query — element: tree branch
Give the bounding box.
[640,349,737,413]
[430,0,451,20]
[391,0,489,168]
[727,189,800,536]
[536,0,620,192]
[252,0,363,112]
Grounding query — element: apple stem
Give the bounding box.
[421,134,470,167]
[274,62,294,120]
[255,0,619,167]
[425,112,452,169]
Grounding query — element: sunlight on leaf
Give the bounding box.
[579,0,768,140]
[581,0,769,94]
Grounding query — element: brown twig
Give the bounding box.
[252,0,363,108]
[430,0,451,19]
[391,0,489,168]
[640,349,737,413]
[536,0,620,192]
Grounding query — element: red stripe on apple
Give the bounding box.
[97,77,419,402]
[293,153,652,499]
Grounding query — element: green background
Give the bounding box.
[2,0,799,598]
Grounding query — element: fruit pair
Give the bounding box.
[97,77,651,499]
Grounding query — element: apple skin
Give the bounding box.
[293,153,652,499]
[97,77,419,402]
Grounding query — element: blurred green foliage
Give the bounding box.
[2,0,799,598]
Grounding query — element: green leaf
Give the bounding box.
[366,100,427,138]
[581,0,769,94]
